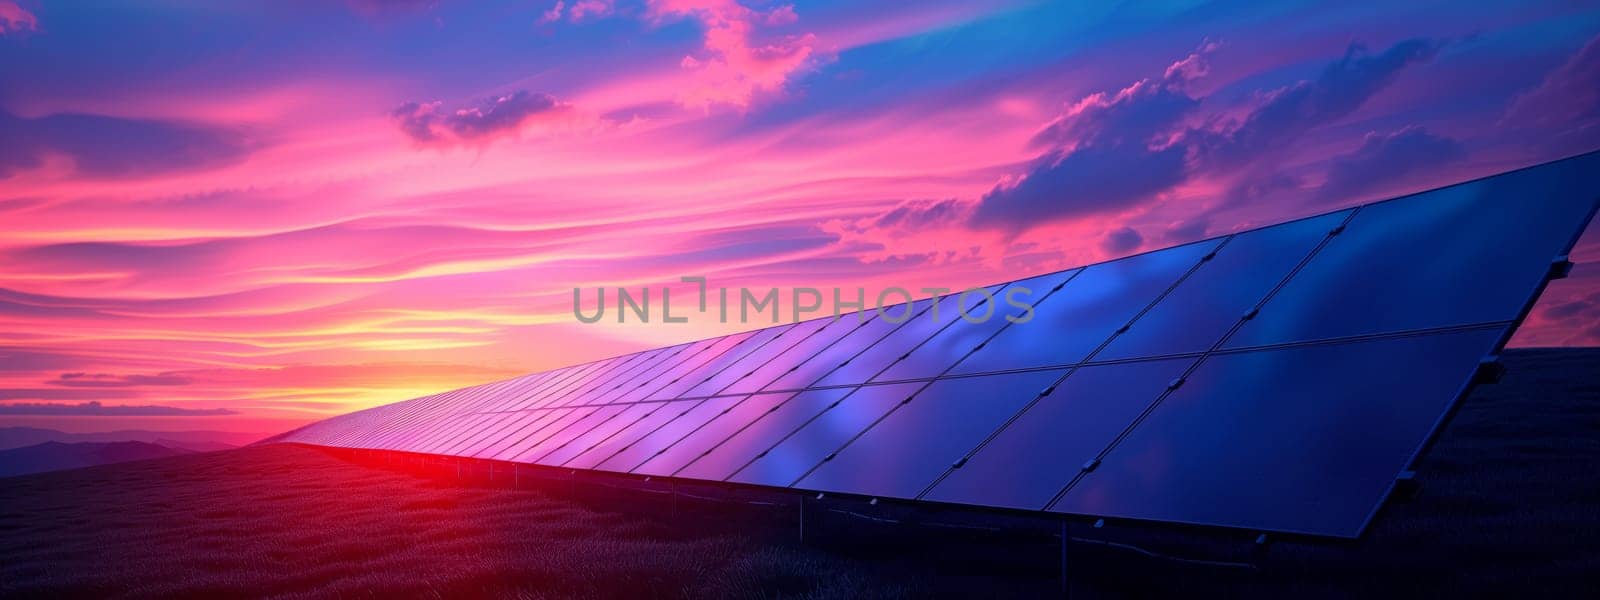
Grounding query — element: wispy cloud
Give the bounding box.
[0,402,238,417]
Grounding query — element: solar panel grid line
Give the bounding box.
[911,230,1264,499]
[946,238,1224,376]
[1046,328,1506,537]
[700,273,1100,483]
[1384,188,1600,488]
[472,409,572,459]
[477,337,747,415]
[452,410,539,458]
[718,313,887,395]
[657,281,1085,482]
[540,402,666,466]
[672,316,843,399]
[396,376,548,452]
[365,387,485,449]
[556,400,681,469]
[485,407,595,462]
[508,354,640,411]
[759,298,940,393]
[807,284,1010,389]
[468,366,585,414]
[787,234,1232,495]
[512,404,631,463]
[560,340,722,407]
[533,313,869,466]
[909,213,1346,502]
[515,334,801,463]
[426,374,569,453]
[478,353,684,461]
[543,344,691,409]
[605,332,758,405]
[1039,207,1365,512]
[515,357,641,410]
[646,297,1008,479]
[600,394,755,473]
[643,325,794,401]
[557,306,922,469]
[520,351,658,410]
[330,389,461,448]
[868,269,1083,383]
[589,335,765,406]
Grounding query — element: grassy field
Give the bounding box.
[2,348,1597,598]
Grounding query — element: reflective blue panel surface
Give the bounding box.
[630,392,793,476]
[794,369,1066,500]
[810,287,1001,388]
[550,345,686,407]
[720,315,872,395]
[565,400,694,470]
[601,394,752,474]
[611,332,753,403]
[479,408,571,460]
[874,273,1075,382]
[537,403,659,465]
[468,411,553,458]
[646,326,791,400]
[923,359,1191,510]
[724,382,924,487]
[1098,211,1351,360]
[583,338,722,405]
[519,404,630,464]
[543,349,665,408]
[670,390,840,480]
[680,318,833,398]
[1053,328,1503,537]
[1227,153,1600,348]
[495,406,597,462]
[952,239,1221,375]
[761,303,927,391]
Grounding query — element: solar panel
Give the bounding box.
[274,151,1600,539]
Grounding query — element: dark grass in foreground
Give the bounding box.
[2,348,1599,598]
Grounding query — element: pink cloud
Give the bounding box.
[0,0,37,35]
[391,90,569,146]
[650,0,820,109]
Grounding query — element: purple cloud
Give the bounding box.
[1100,226,1144,254]
[392,90,564,146]
[1314,126,1466,204]
[970,38,1442,233]
[0,111,255,179]
[0,0,36,35]
[1504,33,1600,152]
[1197,39,1442,170]
[0,401,236,416]
[50,372,193,388]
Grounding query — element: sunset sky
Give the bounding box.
[2,0,1598,434]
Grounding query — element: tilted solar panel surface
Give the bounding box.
[271,151,1600,539]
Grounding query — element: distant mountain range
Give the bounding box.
[0,427,267,452]
[0,441,198,478]
[0,427,271,478]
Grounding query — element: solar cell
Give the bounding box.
[1225,152,1600,349]
[723,382,923,487]
[793,369,1067,500]
[1097,210,1353,360]
[1052,328,1504,537]
[872,272,1076,382]
[808,286,1003,388]
[760,301,928,391]
[921,359,1192,510]
[596,394,751,473]
[948,239,1220,375]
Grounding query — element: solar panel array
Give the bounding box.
[276,152,1600,538]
